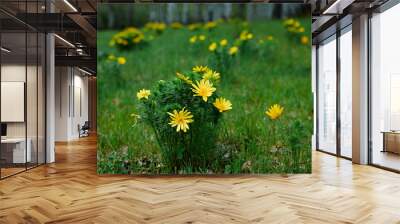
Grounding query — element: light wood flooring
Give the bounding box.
[0,136,400,223]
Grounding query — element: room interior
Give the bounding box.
[0,0,96,179]
[0,0,399,222]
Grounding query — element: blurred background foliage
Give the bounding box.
[98,3,309,30]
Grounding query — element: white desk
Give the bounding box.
[1,138,31,163]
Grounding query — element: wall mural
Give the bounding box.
[97,3,312,174]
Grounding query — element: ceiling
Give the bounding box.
[0,0,97,74]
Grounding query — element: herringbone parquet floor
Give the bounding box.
[1,136,400,224]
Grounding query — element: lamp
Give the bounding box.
[54,34,75,48]
[63,0,78,12]
[1,47,11,53]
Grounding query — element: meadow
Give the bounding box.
[97,18,313,174]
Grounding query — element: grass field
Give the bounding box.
[97,18,312,174]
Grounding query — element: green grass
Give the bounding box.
[97,18,312,174]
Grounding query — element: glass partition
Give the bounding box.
[317,35,337,154]
[0,1,46,179]
[339,27,352,158]
[371,3,400,171]
[1,30,28,177]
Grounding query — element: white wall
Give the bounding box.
[55,67,89,141]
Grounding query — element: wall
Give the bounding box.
[55,67,89,141]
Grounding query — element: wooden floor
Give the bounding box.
[1,136,400,224]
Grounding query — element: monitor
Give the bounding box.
[1,123,7,137]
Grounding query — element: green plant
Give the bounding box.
[136,66,232,173]
[207,39,238,75]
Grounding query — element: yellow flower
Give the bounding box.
[191,79,216,102]
[301,36,309,45]
[117,57,126,65]
[266,35,273,41]
[213,97,232,113]
[239,30,248,40]
[229,46,238,55]
[220,39,228,46]
[209,42,217,52]
[192,65,209,73]
[189,36,197,44]
[176,72,193,85]
[136,89,151,100]
[199,35,206,41]
[203,70,220,81]
[239,30,253,40]
[167,108,194,133]
[298,27,305,33]
[265,104,284,120]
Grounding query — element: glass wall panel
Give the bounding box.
[1,30,28,177]
[38,32,45,165]
[27,30,38,169]
[317,35,337,154]
[371,4,400,171]
[0,1,46,179]
[339,28,352,158]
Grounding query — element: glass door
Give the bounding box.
[339,26,352,158]
[317,35,337,154]
[370,3,400,171]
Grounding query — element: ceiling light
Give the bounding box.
[78,67,92,76]
[1,47,11,53]
[322,0,354,15]
[63,0,78,12]
[54,34,75,48]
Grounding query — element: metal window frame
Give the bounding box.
[315,18,353,161]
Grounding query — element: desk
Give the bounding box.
[382,131,400,154]
[1,138,31,163]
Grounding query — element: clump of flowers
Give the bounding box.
[233,30,257,56]
[109,27,146,50]
[135,66,232,172]
[283,18,307,44]
[204,21,217,31]
[170,22,183,29]
[187,23,201,31]
[107,54,127,65]
[189,34,206,45]
[144,22,166,34]
[239,30,254,41]
[207,38,238,73]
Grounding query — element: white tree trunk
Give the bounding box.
[182,4,188,24]
[224,3,232,19]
